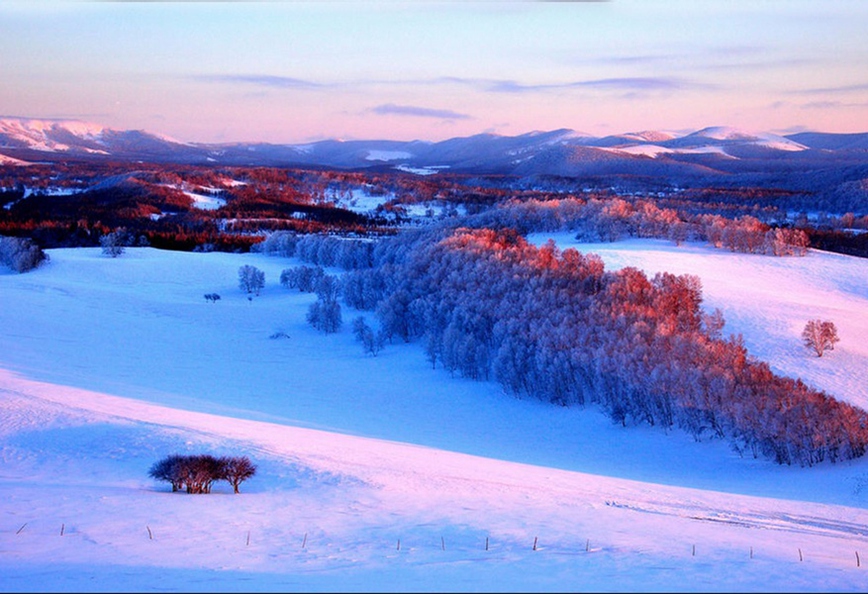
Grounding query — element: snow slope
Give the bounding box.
[2,243,868,592]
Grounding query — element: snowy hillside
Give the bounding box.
[2,243,868,592]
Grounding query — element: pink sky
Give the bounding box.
[1,1,866,143]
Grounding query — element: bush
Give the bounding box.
[148,454,257,494]
[0,235,49,273]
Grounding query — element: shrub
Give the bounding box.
[0,235,49,273]
[148,454,257,494]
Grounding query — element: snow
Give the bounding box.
[0,153,31,166]
[2,243,868,592]
[365,149,413,161]
[394,164,450,175]
[689,126,807,151]
[528,234,868,412]
[160,183,227,210]
[600,144,674,158]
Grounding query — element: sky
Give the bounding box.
[2,225,868,591]
[1,0,867,144]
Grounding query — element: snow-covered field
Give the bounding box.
[2,240,868,592]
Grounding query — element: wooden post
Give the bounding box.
[441,536,445,551]
[798,548,803,562]
[533,536,538,551]
[485,536,489,551]
[397,539,401,551]
[147,525,153,540]
[692,544,695,557]
[302,533,307,549]
[750,546,753,559]
[586,538,590,552]
[60,523,65,537]
[856,551,861,568]
[246,530,250,546]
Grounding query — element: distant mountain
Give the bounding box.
[1,117,866,188]
[784,131,868,151]
[665,126,808,152]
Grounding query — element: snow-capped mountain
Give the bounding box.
[665,126,808,152]
[0,117,195,161]
[1,117,866,179]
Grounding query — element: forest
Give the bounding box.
[3,158,868,466]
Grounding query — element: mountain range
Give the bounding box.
[2,117,868,185]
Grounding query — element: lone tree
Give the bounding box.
[238,265,265,296]
[100,228,133,258]
[802,319,840,357]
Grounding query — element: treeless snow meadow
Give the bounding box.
[2,239,868,592]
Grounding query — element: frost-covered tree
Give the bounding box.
[352,316,385,356]
[802,319,840,357]
[279,265,324,292]
[100,228,133,258]
[238,265,265,296]
[0,235,48,273]
[307,297,342,333]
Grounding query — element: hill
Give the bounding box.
[1,242,868,591]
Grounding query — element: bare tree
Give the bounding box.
[148,454,187,492]
[802,319,840,357]
[221,456,257,494]
[149,454,256,494]
[238,265,265,296]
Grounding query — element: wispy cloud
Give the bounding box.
[192,74,326,90]
[801,99,868,109]
[191,72,702,95]
[485,77,692,93]
[795,82,868,95]
[369,104,471,120]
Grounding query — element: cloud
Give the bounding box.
[192,74,326,90]
[801,99,868,109]
[482,76,700,93]
[191,72,705,100]
[369,103,471,120]
[796,83,868,95]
